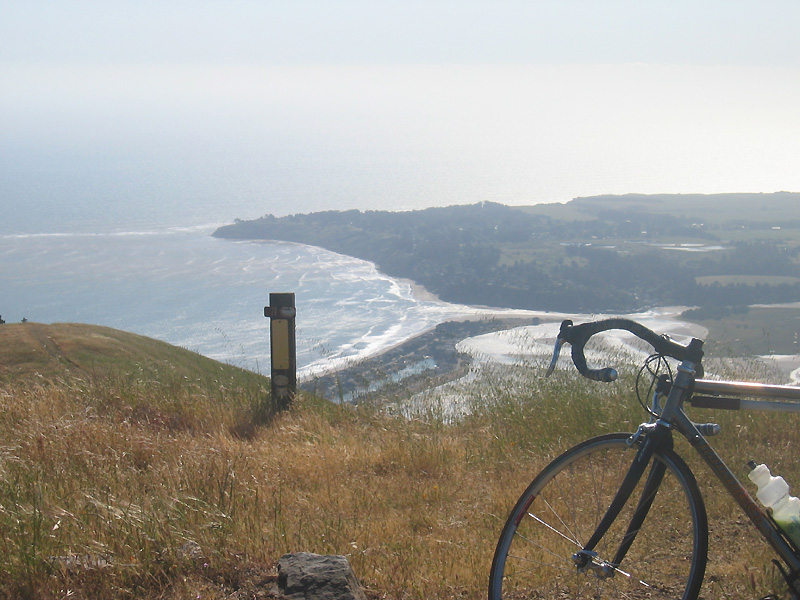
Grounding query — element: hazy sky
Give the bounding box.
[2,1,800,230]
[3,0,800,67]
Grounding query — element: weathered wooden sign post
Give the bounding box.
[264,292,297,410]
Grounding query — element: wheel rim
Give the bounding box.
[490,435,706,599]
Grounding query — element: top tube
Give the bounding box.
[695,379,800,401]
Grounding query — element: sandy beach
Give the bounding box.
[400,278,442,303]
[406,280,800,385]
[304,284,800,406]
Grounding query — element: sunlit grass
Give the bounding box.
[1,354,799,599]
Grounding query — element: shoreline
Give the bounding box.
[302,267,800,399]
[303,296,800,403]
[299,275,551,379]
[301,314,544,402]
[400,277,442,304]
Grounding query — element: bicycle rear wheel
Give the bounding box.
[489,433,708,600]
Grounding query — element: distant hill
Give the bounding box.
[213,193,800,313]
[0,322,269,387]
[521,192,800,226]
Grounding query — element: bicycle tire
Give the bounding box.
[489,433,708,600]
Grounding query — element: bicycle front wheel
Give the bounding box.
[489,433,708,600]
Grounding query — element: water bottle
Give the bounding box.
[748,460,800,548]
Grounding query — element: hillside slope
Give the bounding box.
[213,193,800,312]
[0,322,268,387]
[0,322,795,598]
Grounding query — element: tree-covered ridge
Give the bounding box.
[213,194,800,313]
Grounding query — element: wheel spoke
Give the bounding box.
[526,507,582,548]
[539,493,582,546]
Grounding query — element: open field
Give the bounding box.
[2,324,800,598]
[683,305,800,357]
[524,192,800,230]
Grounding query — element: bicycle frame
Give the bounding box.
[687,377,800,589]
[579,355,800,592]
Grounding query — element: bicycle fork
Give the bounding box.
[572,421,671,577]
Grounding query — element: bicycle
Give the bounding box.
[488,318,800,600]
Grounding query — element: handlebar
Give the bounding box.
[546,318,705,382]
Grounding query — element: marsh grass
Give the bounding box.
[2,354,800,599]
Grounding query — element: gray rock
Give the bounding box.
[276,552,367,600]
[176,540,204,561]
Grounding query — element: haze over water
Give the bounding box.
[3,63,800,236]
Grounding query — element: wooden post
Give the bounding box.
[264,293,296,410]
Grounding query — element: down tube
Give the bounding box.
[678,412,800,571]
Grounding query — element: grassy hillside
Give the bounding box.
[0,322,267,386]
[681,305,800,357]
[524,192,800,230]
[1,321,276,454]
[1,325,798,599]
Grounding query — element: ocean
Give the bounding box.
[1,223,501,378]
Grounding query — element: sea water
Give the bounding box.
[0,224,492,378]
[6,212,798,385]
[0,149,503,379]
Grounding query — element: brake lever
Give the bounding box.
[545,337,566,377]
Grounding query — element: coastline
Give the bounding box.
[302,295,800,404]
[303,274,567,401]
[303,272,800,401]
[298,270,556,393]
[401,277,442,303]
[301,314,543,403]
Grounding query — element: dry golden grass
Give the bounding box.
[0,322,270,387]
[1,336,799,599]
